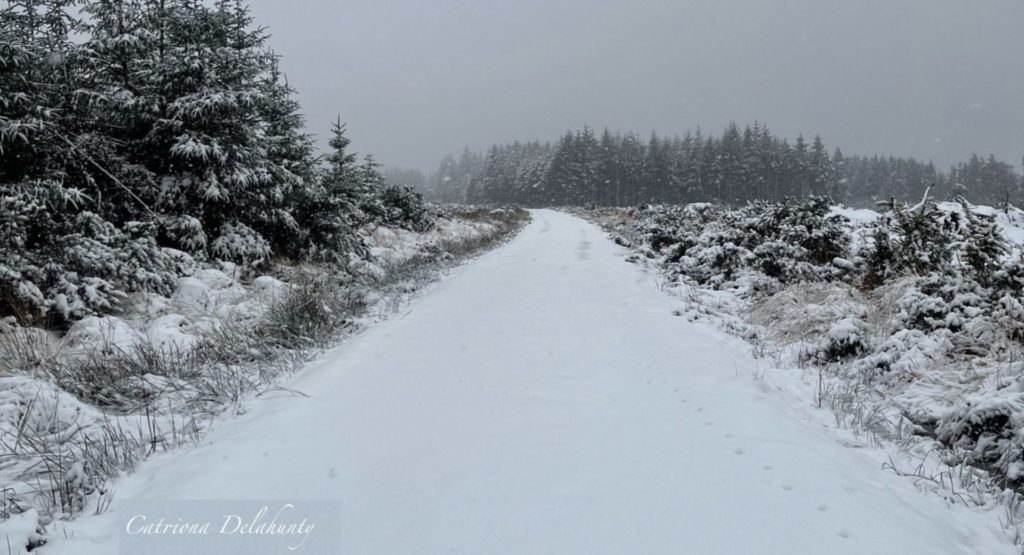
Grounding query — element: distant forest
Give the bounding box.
[397,123,1022,208]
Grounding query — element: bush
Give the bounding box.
[816,317,869,362]
[633,197,849,288]
[364,185,436,233]
[210,222,273,271]
[935,393,1024,487]
[0,207,185,325]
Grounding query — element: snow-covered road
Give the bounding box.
[45,209,1010,554]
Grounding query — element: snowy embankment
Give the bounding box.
[0,206,528,552]
[574,198,1024,545]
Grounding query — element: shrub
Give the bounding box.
[817,317,869,362]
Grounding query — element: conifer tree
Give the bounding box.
[957,198,1007,286]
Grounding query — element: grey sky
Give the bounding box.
[247,0,1024,173]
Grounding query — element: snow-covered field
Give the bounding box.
[16,210,1018,554]
[0,208,527,552]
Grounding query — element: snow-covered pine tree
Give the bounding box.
[256,53,318,257]
[291,118,369,265]
[356,153,388,221]
[541,132,575,205]
[863,221,897,288]
[893,194,957,276]
[956,198,1007,286]
[1,0,182,324]
[809,135,832,198]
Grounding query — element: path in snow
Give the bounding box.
[46,210,1010,554]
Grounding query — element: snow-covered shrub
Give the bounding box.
[854,328,953,383]
[958,199,1008,286]
[863,223,898,287]
[992,293,1024,344]
[893,273,977,333]
[210,222,272,270]
[634,197,849,289]
[936,393,1024,484]
[685,233,753,287]
[364,185,436,233]
[752,240,816,282]
[890,273,1009,356]
[994,256,1024,296]
[817,317,870,362]
[744,197,848,269]
[0,207,183,324]
[634,204,708,253]
[161,215,208,252]
[893,199,960,275]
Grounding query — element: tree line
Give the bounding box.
[1,0,430,324]
[419,123,1022,208]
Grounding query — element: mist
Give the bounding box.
[246,0,1024,172]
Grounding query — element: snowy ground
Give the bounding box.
[29,210,1014,554]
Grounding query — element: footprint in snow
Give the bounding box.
[781,484,794,491]
[817,504,828,512]
[733,447,744,455]
[838,530,850,539]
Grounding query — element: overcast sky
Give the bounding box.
[246,0,1024,173]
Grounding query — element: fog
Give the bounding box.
[246,0,1024,173]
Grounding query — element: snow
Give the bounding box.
[829,317,861,342]
[145,314,200,352]
[63,316,144,352]
[829,202,1024,256]
[365,216,499,265]
[829,205,881,226]
[38,210,1013,554]
[0,510,43,553]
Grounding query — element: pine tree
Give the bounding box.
[258,54,317,257]
[864,221,897,287]
[809,135,832,197]
[1,0,182,323]
[894,195,957,276]
[293,118,367,264]
[957,198,1007,286]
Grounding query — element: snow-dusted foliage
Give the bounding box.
[633,197,849,288]
[0,0,434,324]
[618,196,1024,488]
[365,184,436,233]
[209,222,272,268]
